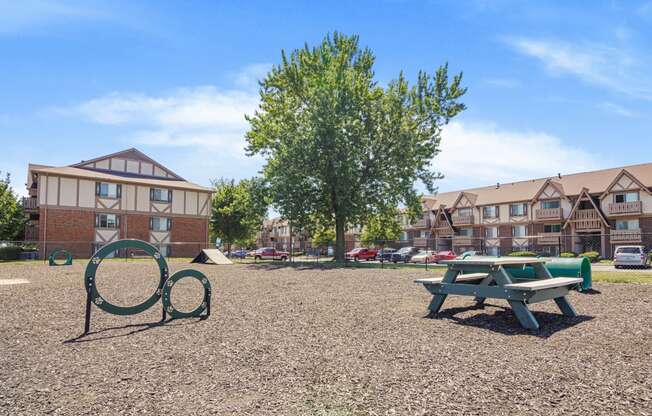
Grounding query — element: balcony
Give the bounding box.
[452,236,474,246]
[452,215,474,226]
[22,197,38,210]
[433,226,453,237]
[608,201,642,216]
[571,209,603,230]
[610,229,642,243]
[537,233,561,245]
[535,207,562,220]
[412,218,430,228]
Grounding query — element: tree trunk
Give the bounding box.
[335,216,345,262]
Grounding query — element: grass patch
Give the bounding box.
[592,271,652,284]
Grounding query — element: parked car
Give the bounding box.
[254,247,289,261]
[377,248,397,261]
[345,247,378,261]
[390,246,420,263]
[434,250,457,263]
[228,249,248,259]
[411,250,437,264]
[614,246,649,269]
[457,250,477,259]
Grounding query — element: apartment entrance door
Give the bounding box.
[574,232,601,254]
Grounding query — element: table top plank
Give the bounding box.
[503,277,582,291]
[440,257,546,266]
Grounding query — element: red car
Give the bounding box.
[434,250,457,263]
[254,247,289,261]
[345,247,378,261]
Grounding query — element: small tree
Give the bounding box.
[0,173,25,241]
[246,33,466,261]
[210,177,268,253]
[360,209,402,246]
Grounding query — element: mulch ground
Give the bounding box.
[1,261,651,416]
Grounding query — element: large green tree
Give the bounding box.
[360,208,402,246]
[246,33,466,261]
[209,177,268,253]
[0,173,26,241]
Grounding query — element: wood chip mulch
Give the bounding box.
[1,262,650,415]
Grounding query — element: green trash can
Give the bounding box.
[461,255,592,291]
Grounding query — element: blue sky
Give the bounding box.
[2,0,652,197]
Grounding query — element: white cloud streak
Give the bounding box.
[435,121,602,191]
[0,0,111,34]
[504,37,652,100]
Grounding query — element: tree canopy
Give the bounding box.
[246,33,466,260]
[209,177,268,252]
[0,173,26,241]
[360,209,402,246]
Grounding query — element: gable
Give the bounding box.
[72,148,183,180]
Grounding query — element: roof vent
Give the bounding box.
[496,182,500,189]
[558,173,562,179]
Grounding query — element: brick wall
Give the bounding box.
[170,216,209,257]
[40,208,95,258]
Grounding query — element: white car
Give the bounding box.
[411,250,437,264]
[613,246,649,269]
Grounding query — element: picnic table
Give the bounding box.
[415,257,582,330]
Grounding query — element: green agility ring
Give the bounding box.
[49,249,73,266]
[162,269,211,319]
[84,239,169,316]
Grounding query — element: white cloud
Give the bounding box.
[598,101,635,118]
[435,121,602,191]
[504,37,652,100]
[232,63,273,89]
[0,0,110,34]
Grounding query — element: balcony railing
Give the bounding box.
[433,226,453,237]
[537,232,561,245]
[413,237,428,247]
[571,209,602,230]
[535,207,562,220]
[452,215,474,226]
[608,201,642,215]
[22,197,38,210]
[610,229,642,243]
[413,218,430,228]
[452,236,474,246]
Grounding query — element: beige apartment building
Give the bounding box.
[421,162,652,258]
[23,148,212,258]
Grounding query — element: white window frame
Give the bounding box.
[614,191,639,203]
[540,199,560,209]
[150,217,171,232]
[96,182,121,199]
[150,188,172,203]
[512,225,527,237]
[95,213,119,229]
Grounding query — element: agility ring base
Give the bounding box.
[162,269,211,319]
[49,249,73,266]
[83,239,211,334]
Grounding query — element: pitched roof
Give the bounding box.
[426,162,652,208]
[30,165,212,192]
[71,148,185,180]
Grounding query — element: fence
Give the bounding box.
[1,232,651,263]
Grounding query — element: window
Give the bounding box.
[540,200,560,209]
[400,231,408,241]
[543,224,561,233]
[541,246,560,256]
[484,227,498,238]
[509,203,528,217]
[459,228,473,237]
[95,213,119,229]
[457,207,472,217]
[96,182,121,198]
[616,219,639,230]
[150,188,172,203]
[419,230,429,238]
[614,192,639,203]
[482,206,499,219]
[512,225,527,237]
[157,245,171,257]
[486,246,500,256]
[150,217,171,232]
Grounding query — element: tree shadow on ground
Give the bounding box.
[424,302,593,338]
[63,317,206,344]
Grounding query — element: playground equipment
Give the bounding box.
[83,239,211,334]
[460,255,592,291]
[49,249,72,266]
[191,249,233,265]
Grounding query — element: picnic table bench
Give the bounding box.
[415,257,582,330]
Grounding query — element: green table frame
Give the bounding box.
[418,258,581,330]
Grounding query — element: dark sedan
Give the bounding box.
[377,248,397,261]
[389,246,420,263]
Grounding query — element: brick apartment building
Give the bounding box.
[23,148,212,258]
[421,162,652,258]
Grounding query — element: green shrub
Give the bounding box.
[508,251,538,257]
[560,252,578,258]
[579,251,600,263]
[0,245,22,261]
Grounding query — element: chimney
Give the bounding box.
[558,173,562,179]
[496,182,500,189]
